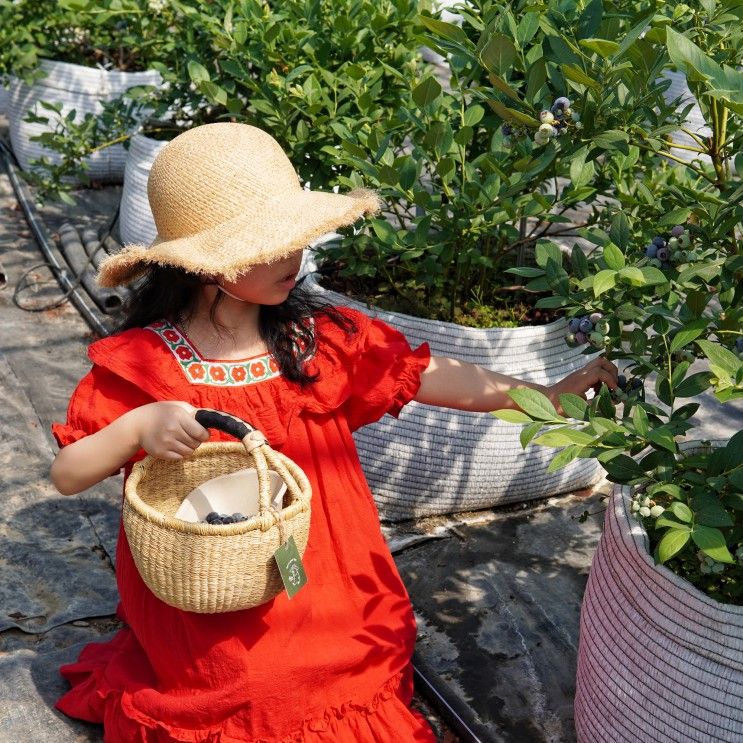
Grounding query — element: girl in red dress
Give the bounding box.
[51,123,618,742]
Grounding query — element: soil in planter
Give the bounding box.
[318,267,561,328]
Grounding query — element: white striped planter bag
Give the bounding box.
[308,281,602,521]
[120,133,168,246]
[8,59,161,182]
[575,484,743,743]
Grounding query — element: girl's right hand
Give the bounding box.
[133,401,210,460]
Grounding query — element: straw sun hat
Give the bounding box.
[97,123,381,287]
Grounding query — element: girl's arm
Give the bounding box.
[414,355,618,413]
[51,401,209,496]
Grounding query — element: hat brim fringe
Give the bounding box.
[97,188,381,288]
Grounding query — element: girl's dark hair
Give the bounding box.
[118,266,356,385]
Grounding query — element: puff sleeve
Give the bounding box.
[51,364,155,450]
[342,316,430,432]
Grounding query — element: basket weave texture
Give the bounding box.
[123,441,311,613]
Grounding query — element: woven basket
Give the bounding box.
[123,409,312,613]
[575,441,743,742]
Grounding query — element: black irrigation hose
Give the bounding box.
[413,654,492,743]
[0,139,111,336]
[58,222,127,314]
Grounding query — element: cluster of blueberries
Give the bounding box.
[736,337,743,355]
[534,97,582,145]
[502,96,581,145]
[644,225,699,267]
[566,311,610,348]
[202,511,249,525]
[616,373,643,393]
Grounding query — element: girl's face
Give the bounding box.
[217,249,304,305]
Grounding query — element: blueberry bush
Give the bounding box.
[491,1,743,603]
[5,0,422,201]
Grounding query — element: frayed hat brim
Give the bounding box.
[97,188,380,287]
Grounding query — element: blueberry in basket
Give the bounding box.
[204,511,249,525]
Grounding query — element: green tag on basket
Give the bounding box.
[274,536,307,599]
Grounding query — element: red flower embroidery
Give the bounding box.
[176,345,193,361]
[151,321,166,329]
[164,329,180,343]
[250,361,266,378]
[188,364,206,380]
[231,366,247,382]
[211,366,226,382]
[268,358,279,373]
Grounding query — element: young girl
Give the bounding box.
[51,123,618,743]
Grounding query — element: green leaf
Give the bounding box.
[559,393,589,420]
[480,33,518,75]
[657,207,692,227]
[609,213,630,251]
[534,428,596,447]
[520,421,544,449]
[492,409,534,424]
[418,15,469,45]
[647,427,678,453]
[669,502,693,522]
[670,319,709,354]
[561,63,599,89]
[666,27,723,85]
[658,528,691,563]
[187,60,210,84]
[691,525,735,564]
[487,99,541,127]
[487,73,522,104]
[535,241,563,269]
[508,388,564,421]
[593,269,617,297]
[547,445,581,472]
[579,38,619,58]
[617,266,645,285]
[412,77,442,108]
[674,371,712,397]
[602,454,645,482]
[632,405,649,436]
[697,340,741,377]
[640,266,668,286]
[370,218,396,243]
[592,130,629,150]
[603,242,625,270]
[691,495,734,528]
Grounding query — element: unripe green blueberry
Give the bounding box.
[565,332,578,347]
[571,110,580,122]
[534,131,550,145]
[671,250,682,262]
[540,110,556,124]
[595,318,611,335]
[712,562,725,574]
[589,312,603,324]
[639,506,651,517]
[588,331,604,347]
[685,250,699,261]
[667,237,680,249]
[679,233,691,248]
[640,496,650,507]
[538,123,556,136]
[575,121,583,130]
[631,501,640,512]
[649,505,664,518]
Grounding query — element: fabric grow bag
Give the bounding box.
[120,133,168,245]
[307,278,601,521]
[8,59,161,182]
[575,480,743,743]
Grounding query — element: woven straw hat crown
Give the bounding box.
[97,123,380,287]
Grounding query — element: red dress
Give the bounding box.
[52,308,436,743]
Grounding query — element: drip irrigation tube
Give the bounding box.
[58,222,127,314]
[413,655,493,743]
[0,139,111,336]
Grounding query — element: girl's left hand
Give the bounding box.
[547,356,619,413]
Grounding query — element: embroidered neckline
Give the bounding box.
[146,320,281,387]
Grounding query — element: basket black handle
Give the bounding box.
[195,409,259,442]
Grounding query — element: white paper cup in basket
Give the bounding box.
[123,409,312,613]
